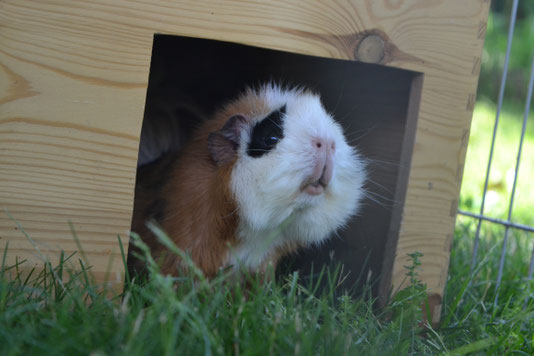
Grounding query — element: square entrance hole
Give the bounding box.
[133,34,422,298]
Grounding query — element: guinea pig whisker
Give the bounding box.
[361,190,399,209]
[332,77,347,114]
[365,178,394,195]
[364,157,402,168]
[344,126,376,138]
[335,104,361,122]
[247,148,272,152]
[361,193,392,210]
[365,189,399,204]
[345,130,375,145]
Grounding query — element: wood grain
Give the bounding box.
[0,0,489,317]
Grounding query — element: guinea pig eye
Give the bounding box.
[247,105,286,158]
[264,136,278,147]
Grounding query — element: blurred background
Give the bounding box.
[460,0,533,226]
[455,0,533,283]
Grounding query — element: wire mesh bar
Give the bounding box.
[494,54,534,306]
[470,0,519,273]
[525,245,534,310]
[458,210,534,234]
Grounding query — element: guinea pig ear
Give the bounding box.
[208,114,248,166]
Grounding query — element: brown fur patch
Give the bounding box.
[130,91,273,279]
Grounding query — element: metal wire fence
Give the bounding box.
[456,0,534,305]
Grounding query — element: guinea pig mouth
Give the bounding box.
[302,179,327,196]
[301,154,333,196]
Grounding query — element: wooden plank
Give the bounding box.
[0,0,489,317]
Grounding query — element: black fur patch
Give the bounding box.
[247,105,286,158]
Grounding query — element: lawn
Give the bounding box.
[1,203,533,355]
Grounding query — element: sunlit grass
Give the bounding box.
[1,221,533,355]
[460,100,534,226]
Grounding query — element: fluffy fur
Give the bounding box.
[225,85,366,270]
[130,84,366,278]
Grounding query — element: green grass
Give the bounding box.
[460,100,534,226]
[1,218,533,355]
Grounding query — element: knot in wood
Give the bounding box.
[355,34,385,63]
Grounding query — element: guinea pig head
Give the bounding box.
[208,86,366,249]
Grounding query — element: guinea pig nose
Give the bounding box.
[312,138,323,150]
[312,138,335,152]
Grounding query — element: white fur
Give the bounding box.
[228,84,366,270]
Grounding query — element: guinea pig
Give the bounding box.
[130,83,366,279]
